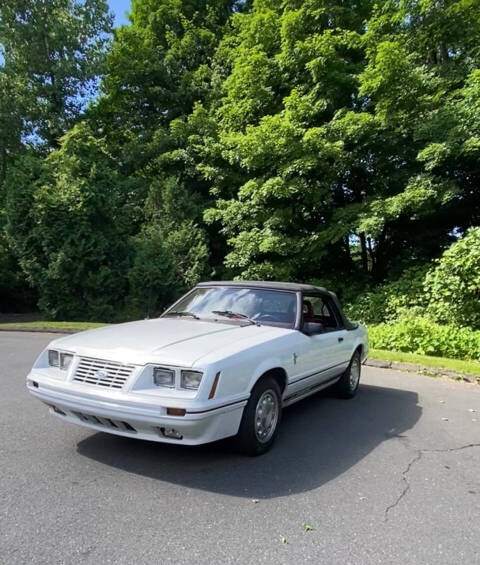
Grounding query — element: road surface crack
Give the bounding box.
[384,443,480,522]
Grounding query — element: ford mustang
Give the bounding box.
[26,281,369,455]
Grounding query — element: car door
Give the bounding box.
[298,294,349,383]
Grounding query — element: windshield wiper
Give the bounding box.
[211,310,259,326]
[164,311,200,320]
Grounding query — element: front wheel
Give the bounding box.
[335,350,361,399]
[236,377,282,456]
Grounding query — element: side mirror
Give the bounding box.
[302,321,324,335]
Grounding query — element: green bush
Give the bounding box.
[369,316,480,361]
[345,266,428,325]
[424,228,480,330]
[126,220,210,319]
[126,227,176,319]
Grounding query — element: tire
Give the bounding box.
[335,350,361,399]
[236,376,282,456]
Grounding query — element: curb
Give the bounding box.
[365,357,480,384]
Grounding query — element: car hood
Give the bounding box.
[50,318,285,367]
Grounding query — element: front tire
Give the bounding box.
[335,350,361,399]
[236,377,282,456]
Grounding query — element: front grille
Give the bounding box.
[72,357,135,389]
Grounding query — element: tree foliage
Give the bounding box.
[6,123,139,319]
[0,0,113,148]
[1,0,480,324]
[0,0,113,310]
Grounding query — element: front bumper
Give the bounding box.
[27,375,247,445]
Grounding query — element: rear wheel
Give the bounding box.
[335,350,361,399]
[236,377,282,456]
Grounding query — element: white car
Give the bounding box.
[27,281,369,455]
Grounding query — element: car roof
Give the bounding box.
[196,280,329,294]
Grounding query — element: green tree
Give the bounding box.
[97,0,238,141]
[5,123,141,319]
[3,0,480,327]
[353,0,480,277]
[203,0,374,281]
[203,0,480,287]
[0,0,113,149]
[127,220,209,317]
[91,0,236,304]
[0,0,114,312]
[0,69,24,189]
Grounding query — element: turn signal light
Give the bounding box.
[167,407,186,417]
[208,372,221,399]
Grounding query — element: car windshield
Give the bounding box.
[164,286,297,328]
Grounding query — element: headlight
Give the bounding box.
[60,353,73,370]
[48,350,74,370]
[153,367,175,388]
[48,350,60,367]
[181,370,203,390]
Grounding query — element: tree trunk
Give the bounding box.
[371,227,387,282]
[359,232,368,273]
[366,236,376,272]
[0,145,7,195]
[344,235,351,263]
[440,43,449,63]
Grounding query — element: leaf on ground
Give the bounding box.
[303,523,315,532]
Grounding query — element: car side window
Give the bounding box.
[302,295,341,331]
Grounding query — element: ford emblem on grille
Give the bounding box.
[96,369,109,380]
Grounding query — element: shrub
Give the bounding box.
[165,221,210,293]
[127,227,175,318]
[369,315,480,361]
[345,266,429,325]
[424,228,480,330]
[126,220,210,319]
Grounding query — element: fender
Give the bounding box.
[351,326,369,362]
[246,356,289,393]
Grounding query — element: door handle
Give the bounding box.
[338,337,344,342]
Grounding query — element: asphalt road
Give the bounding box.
[1,332,479,565]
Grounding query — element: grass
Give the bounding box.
[370,348,480,377]
[0,321,107,331]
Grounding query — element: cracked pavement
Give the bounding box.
[384,443,480,522]
[1,332,479,564]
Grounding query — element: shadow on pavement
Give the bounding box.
[76,384,421,498]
